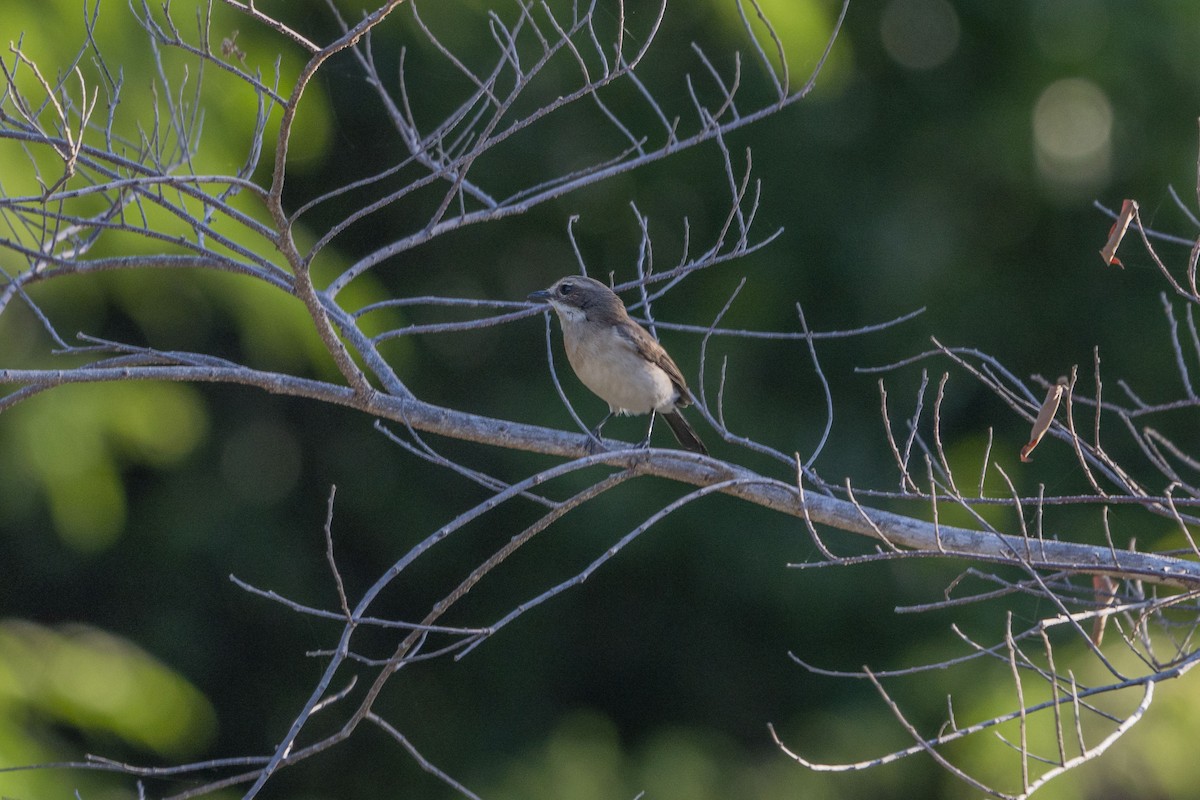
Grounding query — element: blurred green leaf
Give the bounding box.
[0,620,216,796]
[1,383,206,550]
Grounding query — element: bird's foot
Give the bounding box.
[584,428,608,454]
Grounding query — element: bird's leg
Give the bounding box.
[637,412,657,449]
[586,411,613,453]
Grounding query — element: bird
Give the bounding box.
[528,275,708,455]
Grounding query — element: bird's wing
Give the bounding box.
[619,322,693,407]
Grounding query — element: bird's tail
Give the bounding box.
[660,410,708,455]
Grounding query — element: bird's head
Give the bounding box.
[528,275,624,323]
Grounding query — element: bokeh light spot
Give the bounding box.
[1032,77,1112,191]
[880,0,961,71]
[220,418,302,506]
[1031,0,1109,62]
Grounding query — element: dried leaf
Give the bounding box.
[1020,376,1068,462]
[1091,575,1118,646]
[1099,198,1138,268]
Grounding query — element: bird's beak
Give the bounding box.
[527,289,551,303]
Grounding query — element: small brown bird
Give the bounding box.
[529,276,708,455]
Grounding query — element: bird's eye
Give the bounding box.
[559,282,574,295]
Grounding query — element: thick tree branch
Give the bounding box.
[4,364,1197,589]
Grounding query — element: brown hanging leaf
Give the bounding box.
[1099,198,1138,268]
[1091,574,1118,646]
[1020,376,1068,463]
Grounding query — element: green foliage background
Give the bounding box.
[2,1,1200,798]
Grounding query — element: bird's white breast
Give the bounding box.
[561,323,676,415]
